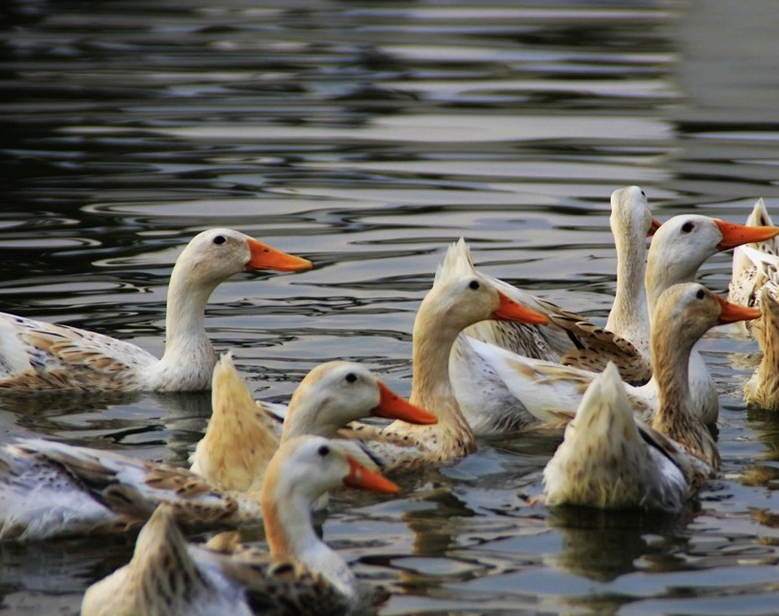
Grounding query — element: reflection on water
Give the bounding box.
[2,0,779,614]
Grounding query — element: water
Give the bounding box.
[2,0,779,613]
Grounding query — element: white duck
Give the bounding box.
[189,353,437,492]
[341,239,549,470]
[0,359,432,541]
[466,213,778,430]
[543,362,691,512]
[451,186,660,435]
[0,228,312,392]
[81,436,399,616]
[728,198,779,336]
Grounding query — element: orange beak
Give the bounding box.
[714,219,779,251]
[245,238,313,272]
[647,218,662,237]
[492,290,548,324]
[714,294,762,324]
[345,456,399,494]
[373,381,438,424]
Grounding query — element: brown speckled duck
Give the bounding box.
[0,229,312,392]
[81,436,399,616]
[544,283,761,511]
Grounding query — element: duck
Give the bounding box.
[728,198,779,336]
[543,362,692,512]
[342,238,549,470]
[81,436,399,616]
[449,186,661,436]
[0,228,313,392]
[0,359,433,541]
[744,273,779,410]
[464,213,778,431]
[490,284,760,478]
[189,352,437,492]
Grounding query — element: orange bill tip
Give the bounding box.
[345,456,399,494]
[493,291,548,325]
[647,218,662,237]
[374,381,438,425]
[714,293,762,324]
[245,238,313,272]
[714,219,779,251]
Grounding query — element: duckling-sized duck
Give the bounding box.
[190,353,437,492]
[489,284,760,477]
[342,239,549,470]
[465,213,777,431]
[0,361,432,541]
[0,229,312,392]
[81,436,399,616]
[544,362,692,512]
[452,187,660,437]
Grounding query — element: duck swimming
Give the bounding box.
[343,238,549,470]
[450,186,660,435]
[0,358,432,541]
[189,352,437,492]
[0,228,312,392]
[81,436,399,616]
[464,213,777,431]
[543,362,691,512]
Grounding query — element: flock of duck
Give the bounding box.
[1,187,779,615]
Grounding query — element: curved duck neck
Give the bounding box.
[263,488,355,599]
[409,296,476,449]
[650,324,716,466]
[645,251,699,315]
[156,264,220,384]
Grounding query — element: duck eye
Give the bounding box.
[345,372,356,383]
[469,280,480,290]
[640,190,645,197]
[213,235,226,245]
[696,289,705,300]
[317,445,330,457]
[681,222,694,233]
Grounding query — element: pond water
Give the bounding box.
[2,0,779,614]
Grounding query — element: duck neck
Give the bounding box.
[606,233,650,352]
[263,489,356,599]
[409,299,475,450]
[157,264,218,382]
[645,252,697,315]
[650,327,714,465]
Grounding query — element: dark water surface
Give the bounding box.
[2,0,779,614]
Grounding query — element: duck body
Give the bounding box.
[481,283,759,462]
[82,436,399,616]
[0,229,312,392]
[0,438,259,542]
[467,214,779,430]
[451,186,658,435]
[190,353,436,492]
[543,284,760,510]
[344,239,549,470]
[1,356,434,541]
[544,363,690,512]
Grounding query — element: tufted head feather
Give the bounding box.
[434,238,477,286]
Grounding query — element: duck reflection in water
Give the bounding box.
[546,506,693,583]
